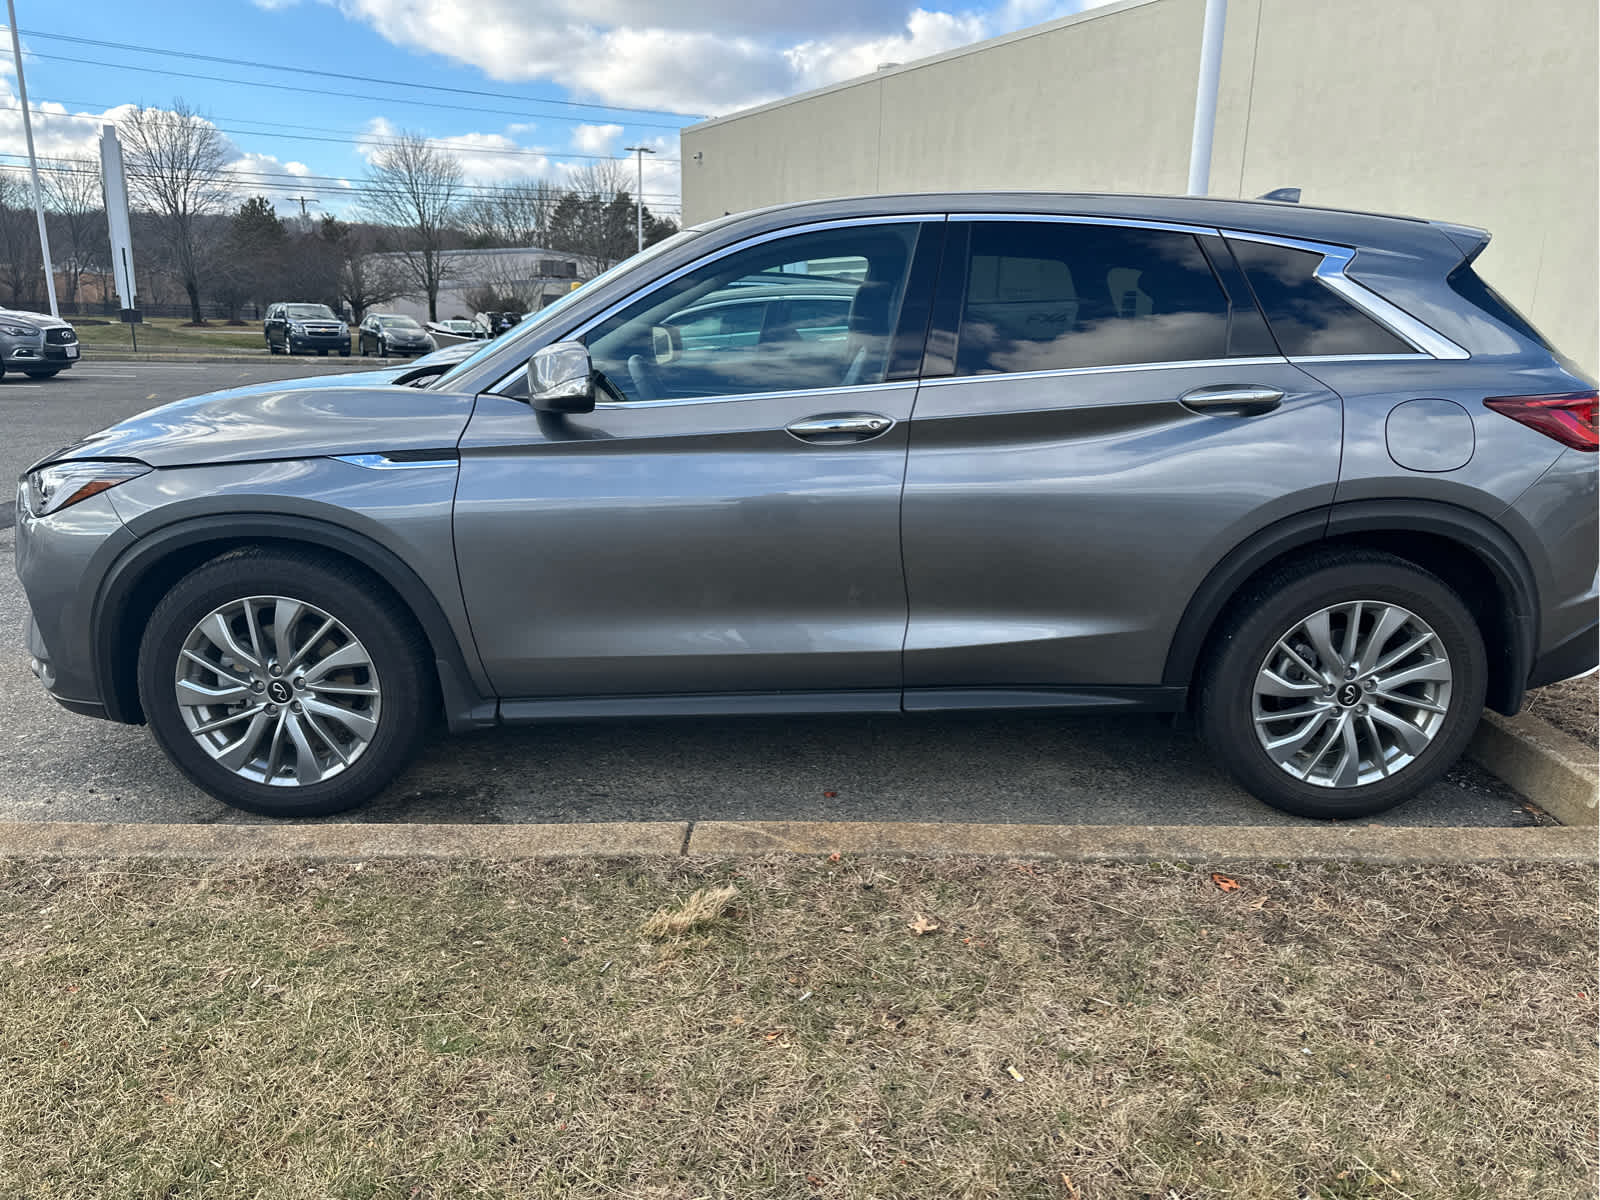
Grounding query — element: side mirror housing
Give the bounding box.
[528,341,596,413]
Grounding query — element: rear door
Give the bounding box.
[453,218,943,701]
[899,216,1344,700]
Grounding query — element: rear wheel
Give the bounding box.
[1197,551,1486,819]
[137,549,432,817]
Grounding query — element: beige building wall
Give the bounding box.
[682,0,1599,373]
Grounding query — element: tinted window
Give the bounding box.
[1227,240,1413,356]
[949,222,1233,375]
[1446,264,1554,351]
[585,224,921,403]
[285,304,336,319]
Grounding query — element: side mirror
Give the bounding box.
[527,341,596,413]
[651,323,683,365]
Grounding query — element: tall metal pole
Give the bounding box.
[623,144,655,253]
[1186,0,1228,197]
[5,0,58,317]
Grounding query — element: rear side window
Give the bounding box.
[948,221,1236,375]
[1227,240,1414,357]
[1446,265,1554,351]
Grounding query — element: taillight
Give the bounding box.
[1483,391,1598,452]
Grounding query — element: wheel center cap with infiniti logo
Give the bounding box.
[268,680,293,704]
[1337,683,1362,707]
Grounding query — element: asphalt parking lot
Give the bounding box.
[0,359,1538,828]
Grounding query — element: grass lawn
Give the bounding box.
[70,317,326,355]
[0,855,1592,1199]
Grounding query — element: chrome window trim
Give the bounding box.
[1223,230,1469,360]
[488,214,944,396]
[600,379,917,411]
[1287,353,1430,364]
[917,355,1289,388]
[333,454,457,471]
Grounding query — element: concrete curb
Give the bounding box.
[0,821,689,859]
[1469,710,1598,826]
[0,819,1589,864]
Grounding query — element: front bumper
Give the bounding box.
[13,485,135,722]
[288,334,351,353]
[2,331,78,371]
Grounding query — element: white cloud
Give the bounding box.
[317,0,1110,115]
[571,123,623,155]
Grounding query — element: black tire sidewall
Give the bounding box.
[137,552,429,817]
[1199,560,1487,819]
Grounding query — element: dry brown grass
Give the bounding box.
[1524,674,1600,745]
[0,855,1593,1199]
[641,883,740,937]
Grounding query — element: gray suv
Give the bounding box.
[13,194,1596,819]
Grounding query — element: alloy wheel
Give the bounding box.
[1252,600,1453,788]
[173,595,382,786]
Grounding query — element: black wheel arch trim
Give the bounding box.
[92,513,497,731]
[1163,499,1538,715]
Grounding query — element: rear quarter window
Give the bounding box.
[1227,240,1414,357]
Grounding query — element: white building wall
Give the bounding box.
[682,0,1599,372]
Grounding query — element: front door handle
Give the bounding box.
[1179,384,1285,416]
[786,413,896,443]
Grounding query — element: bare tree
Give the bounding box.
[360,133,463,321]
[41,161,109,307]
[119,101,232,324]
[459,178,561,248]
[0,172,44,309]
[322,217,406,324]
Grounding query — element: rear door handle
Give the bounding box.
[1179,384,1285,416]
[786,413,895,443]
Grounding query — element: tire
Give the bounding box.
[339,348,351,357]
[23,369,61,379]
[137,548,432,817]
[378,338,389,359]
[1196,550,1486,819]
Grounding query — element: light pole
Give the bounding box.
[623,144,655,253]
[1186,0,1227,196]
[6,0,59,317]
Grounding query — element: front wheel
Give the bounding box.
[1197,552,1486,819]
[23,369,61,379]
[378,338,389,359]
[137,549,432,817]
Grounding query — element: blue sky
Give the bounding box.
[2,0,1101,221]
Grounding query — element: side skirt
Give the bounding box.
[496,686,1188,724]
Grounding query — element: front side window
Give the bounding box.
[1226,240,1414,357]
[949,221,1235,375]
[584,223,922,403]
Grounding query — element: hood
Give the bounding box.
[0,307,72,330]
[44,379,474,470]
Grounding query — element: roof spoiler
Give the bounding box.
[1432,220,1491,265]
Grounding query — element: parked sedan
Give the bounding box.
[264,302,351,356]
[14,193,1596,821]
[358,314,435,358]
[426,319,482,341]
[0,308,80,378]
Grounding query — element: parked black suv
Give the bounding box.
[264,303,351,356]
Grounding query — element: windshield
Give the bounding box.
[380,316,422,329]
[433,229,702,392]
[285,304,336,319]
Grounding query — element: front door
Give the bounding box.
[454,219,942,700]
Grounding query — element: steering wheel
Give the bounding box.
[626,353,664,402]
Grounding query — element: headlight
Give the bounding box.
[288,322,306,334]
[24,461,150,518]
[1,323,38,337]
